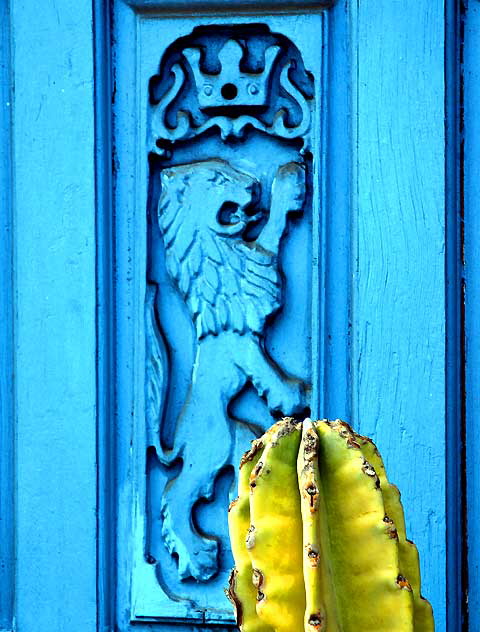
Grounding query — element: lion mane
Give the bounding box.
[157,159,281,339]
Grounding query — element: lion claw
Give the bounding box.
[177,540,218,582]
[267,381,306,416]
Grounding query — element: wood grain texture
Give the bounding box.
[0,0,460,630]
[0,0,14,628]
[464,2,480,628]
[350,1,446,629]
[10,0,97,629]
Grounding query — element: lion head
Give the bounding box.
[157,159,283,339]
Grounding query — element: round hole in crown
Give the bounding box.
[221,83,238,100]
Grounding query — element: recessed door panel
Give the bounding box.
[114,4,326,626]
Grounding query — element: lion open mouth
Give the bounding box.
[216,181,264,237]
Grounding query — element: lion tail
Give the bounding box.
[145,283,180,466]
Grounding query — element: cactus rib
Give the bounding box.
[247,418,305,632]
[298,419,340,632]
[227,436,273,632]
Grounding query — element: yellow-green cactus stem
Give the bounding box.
[228,418,434,632]
[227,435,274,632]
[356,431,435,632]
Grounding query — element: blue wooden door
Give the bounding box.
[1,0,475,630]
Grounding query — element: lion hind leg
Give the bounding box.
[161,494,218,582]
[160,414,232,582]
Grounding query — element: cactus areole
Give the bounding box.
[227,418,435,632]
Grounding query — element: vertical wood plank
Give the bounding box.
[10,1,97,630]
[323,0,352,421]
[351,1,446,628]
[464,2,480,628]
[0,0,14,628]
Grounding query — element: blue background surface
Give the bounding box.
[0,0,473,630]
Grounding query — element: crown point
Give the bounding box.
[183,38,280,110]
[183,47,201,66]
[218,39,244,70]
[264,45,281,70]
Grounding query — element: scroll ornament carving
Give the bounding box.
[148,29,314,151]
[146,26,314,585]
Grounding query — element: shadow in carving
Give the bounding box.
[145,24,314,605]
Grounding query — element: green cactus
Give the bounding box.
[227,418,434,632]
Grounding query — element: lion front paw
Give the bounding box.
[274,162,306,213]
[266,380,306,417]
[177,539,218,582]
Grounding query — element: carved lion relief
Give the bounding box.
[144,23,314,611]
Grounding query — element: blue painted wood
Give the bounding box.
[350,1,446,629]
[10,0,98,630]
[0,1,14,629]
[464,2,480,629]
[93,1,116,630]
[108,2,457,630]
[2,1,458,630]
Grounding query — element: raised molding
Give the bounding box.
[127,0,333,10]
[93,0,116,630]
[0,0,14,627]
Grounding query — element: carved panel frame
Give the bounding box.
[111,1,342,629]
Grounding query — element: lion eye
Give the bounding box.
[217,202,241,226]
[208,171,230,186]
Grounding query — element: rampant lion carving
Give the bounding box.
[149,158,307,582]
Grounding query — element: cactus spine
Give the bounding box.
[227,418,434,632]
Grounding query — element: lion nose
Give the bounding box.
[247,181,261,204]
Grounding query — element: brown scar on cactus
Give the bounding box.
[256,590,266,602]
[226,568,243,626]
[361,458,381,489]
[397,574,413,591]
[327,419,362,449]
[228,497,239,513]
[305,544,319,567]
[240,438,265,467]
[252,568,264,589]
[307,612,325,631]
[245,525,256,550]
[384,514,399,540]
[253,568,267,603]
[228,418,435,632]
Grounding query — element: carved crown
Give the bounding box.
[183,39,280,110]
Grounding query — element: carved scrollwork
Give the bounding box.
[148,25,314,152]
